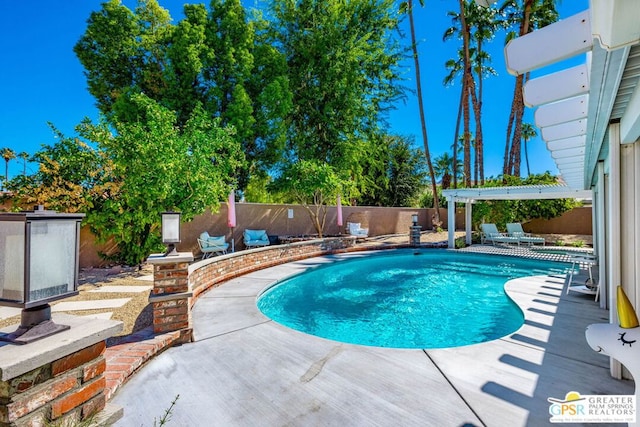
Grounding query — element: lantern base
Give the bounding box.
[0,304,70,345]
[164,244,179,257]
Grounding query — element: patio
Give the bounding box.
[110,249,633,426]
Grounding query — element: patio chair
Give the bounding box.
[347,222,368,239]
[243,229,270,249]
[506,223,545,246]
[197,232,229,259]
[480,223,519,246]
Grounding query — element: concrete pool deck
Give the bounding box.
[110,250,634,426]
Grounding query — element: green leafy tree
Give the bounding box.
[74,0,146,116]
[471,172,580,229]
[75,0,291,191]
[78,95,244,265]
[268,0,403,179]
[360,135,426,207]
[269,160,348,237]
[202,0,292,189]
[385,137,427,207]
[6,126,107,212]
[11,105,244,266]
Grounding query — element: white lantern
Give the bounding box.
[0,207,84,344]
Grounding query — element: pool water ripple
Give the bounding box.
[257,250,568,349]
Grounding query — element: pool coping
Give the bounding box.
[110,248,633,426]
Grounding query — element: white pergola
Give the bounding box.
[443,185,593,248]
[476,0,640,380]
[503,1,640,191]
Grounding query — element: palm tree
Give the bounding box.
[467,2,499,185]
[17,152,29,176]
[443,1,499,187]
[521,123,537,176]
[1,147,16,190]
[501,0,559,177]
[402,0,441,225]
[443,49,465,189]
[433,152,464,190]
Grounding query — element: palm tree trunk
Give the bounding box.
[408,0,440,222]
[458,0,472,187]
[524,137,531,176]
[476,38,485,185]
[467,72,483,186]
[503,82,517,178]
[452,79,464,189]
[506,0,533,178]
[510,91,525,176]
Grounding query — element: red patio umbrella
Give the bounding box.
[228,190,236,252]
[337,195,343,230]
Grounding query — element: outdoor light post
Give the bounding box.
[0,206,85,344]
[161,211,181,256]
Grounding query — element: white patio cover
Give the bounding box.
[443,185,592,248]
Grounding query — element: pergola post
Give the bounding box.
[447,196,456,248]
[465,202,473,245]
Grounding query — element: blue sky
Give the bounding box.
[0,0,588,180]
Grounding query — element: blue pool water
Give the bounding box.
[257,250,568,349]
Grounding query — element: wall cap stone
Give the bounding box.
[147,252,194,265]
[148,292,193,303]
[0,314,122,381]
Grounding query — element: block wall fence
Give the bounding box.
[80,204,593,268]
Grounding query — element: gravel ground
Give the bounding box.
[0,264,154,337]
[0,231,591,338]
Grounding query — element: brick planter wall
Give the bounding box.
[0,342,106,426]
[188,237,358,304]
[0,316,122,426]
[147,254,194,341]
[148,237,410,341]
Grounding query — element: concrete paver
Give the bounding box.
[52,298,131,312]
[110,250,634,427]
[0,307,21,321]
[87,286,152,293]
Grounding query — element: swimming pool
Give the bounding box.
[257,250,568,349]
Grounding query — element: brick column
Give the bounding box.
[146,253,194,342]
[0,314,122,426]
[410,225,422,246]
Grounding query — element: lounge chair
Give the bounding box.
[243,229,270,249]
[480,223,519,246]
[506,223,545,246]
[197,232,229,258]
[347,222,368,239]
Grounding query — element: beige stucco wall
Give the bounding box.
[78,203,592,267]
[524,206,592,235]
[179,203,452,253]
